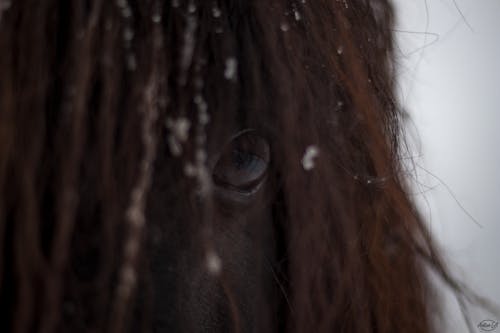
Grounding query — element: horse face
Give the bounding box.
[146,121,280,332]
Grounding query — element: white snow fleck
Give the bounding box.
[337,0,349,8]
[122,7,132,18]
[195,162,212,196]
[335,100,344,112]
[294,10,301,21]
[166,117,191,142]
[121,265,136,285]
[194,94,207,110]
[206,250,222,275]
[123,28,134,41]
[199,111,210,125]
[184,163,197,177]
[166,117,191,156]
[151,13,162,23]
[280,23,290,32]
[194,94,209,125]
[337,45,344,55]
[302,145,320,171]
[126,205,145,227]
[224,57,237,81]
[196,148,207,164]
[167,135,182,156]
[212,7,221,18]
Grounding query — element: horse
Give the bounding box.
[0,0,485,332]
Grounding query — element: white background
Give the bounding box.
[393,0,500,331]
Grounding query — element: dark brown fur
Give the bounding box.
[0,1,489,332]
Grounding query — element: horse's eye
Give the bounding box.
[213,130,270,193]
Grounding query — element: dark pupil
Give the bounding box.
[231,149,257,170]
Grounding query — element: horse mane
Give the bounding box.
[0,1,487,332]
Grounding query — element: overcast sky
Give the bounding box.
[393,0,500,331]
